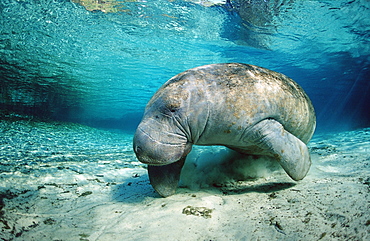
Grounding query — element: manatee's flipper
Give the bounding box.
[245,119,311,181]
[148,157,186,197]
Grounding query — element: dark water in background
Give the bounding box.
[0,0,369,133]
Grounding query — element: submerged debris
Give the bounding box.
[43,218,56,225]
[79,191,93,197]
[182,206,213,219]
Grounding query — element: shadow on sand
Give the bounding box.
[214,182,296,195]
[111,173,296,203]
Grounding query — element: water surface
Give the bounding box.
[1,0,369,132]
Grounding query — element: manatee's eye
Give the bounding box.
[166,103,179,114]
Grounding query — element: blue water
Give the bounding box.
[1,0,369,132]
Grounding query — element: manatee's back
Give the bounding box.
[174,63,316,144]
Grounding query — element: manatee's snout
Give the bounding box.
[133,125,191,166]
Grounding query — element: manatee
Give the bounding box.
[133,63,316,197]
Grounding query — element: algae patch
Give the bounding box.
[182,206,213,219]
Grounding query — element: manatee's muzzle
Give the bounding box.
[133,126,191,165]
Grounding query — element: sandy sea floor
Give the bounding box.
[0,119,369,241]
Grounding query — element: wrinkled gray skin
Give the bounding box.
[133,63,316,197]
